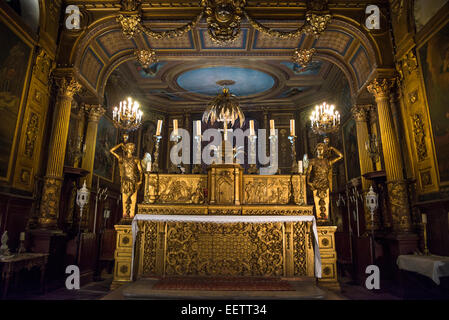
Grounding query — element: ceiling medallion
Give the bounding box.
[203,0,246,44]
[292,48,316,68]
[202,87,245,127]
[134,49,158,69]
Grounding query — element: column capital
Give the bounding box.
[52,68,82,98]
[83,104,105,122]
[367,78,395,99]
[351,105,371,122]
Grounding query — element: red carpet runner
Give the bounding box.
[152,277,295,291]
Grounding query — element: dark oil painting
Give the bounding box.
[419,21,449,183]
[0,21,32,178]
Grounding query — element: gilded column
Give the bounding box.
[351,105,379,231]
[39,72,82,228]
[367,79,412,233]
[81,105,105,187]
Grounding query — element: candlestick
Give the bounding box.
[298,160,303,174]
[173,119,178,136]
[156,120,163,136]
[422,213,430,255]
[288,135,298,173]
[290,119,295,136]
[270,120,275,136]
[195,120,201,136]
[152,135,162,172]
[249,120,255,136]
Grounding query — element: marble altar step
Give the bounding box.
[112,277,329,300]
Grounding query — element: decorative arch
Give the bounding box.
[70,14,385,101]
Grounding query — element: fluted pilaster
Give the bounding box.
[81,104,105,187]
[367,78,411,233]
[39,72,82,228]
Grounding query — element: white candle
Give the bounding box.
[195,120,201,136]
[298,160,303,174]
[249,120,255,136]
[290,119,295,136]
[224,122,228,141]
[146,162,152,172]
[422,213,427,224]
[20,232,25,241]
[156,120,163,136]
[270,120,275,136]
[173,119,178,136]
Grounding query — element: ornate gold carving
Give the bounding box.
[244,176,289,204]
[203,0,246,44]
[402,51,418,75]
[24,112,39,159]
[33,48,54,84]
[420,171,432,187]
[83,104,105,123]
[55,76,82,99]
[387,180,412,232]
[293,222,307,276]
[157,176,206,204]
[121,0,141,11]
[110,142,143,218]
[408,90,418,104]
[244,11,331,39]
[351,105,369,122]
[412,113,427,162]
[134,49,158,69]
[38,177,63,228]
[306,138,343,221]
[367,78,394,99]
[116,14,142,39]
[162,222,284,276]
[141,221,157,275]
[111,225,133,289]
[292,48,316,67]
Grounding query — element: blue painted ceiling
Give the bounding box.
[176,66,275,97]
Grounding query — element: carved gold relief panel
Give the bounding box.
[137,221,313,278]
[397,48,439,193]
[12,54,51,192]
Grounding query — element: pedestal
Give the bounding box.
[111,224,133,290]
[317,226,340,291]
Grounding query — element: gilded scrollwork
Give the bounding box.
[203,0,245,44]
[141,221,158,275]
[24,112,39,159]
[411,113,427,162]
[38,177,63,227]
[162,222,284,276]
[387,181,412,232]
[293,222,307,276]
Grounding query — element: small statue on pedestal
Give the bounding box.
[110,142,143,220]
[0,231,11,257]
[306,138,343,222]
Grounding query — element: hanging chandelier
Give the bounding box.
[134,49,158,69]
[310,102,340,135]
[202,85,245,127]
[112,97,143,141]
[292,48,316,67]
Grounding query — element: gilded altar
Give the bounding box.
[112,164,339,291]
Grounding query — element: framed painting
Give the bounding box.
[418,19,449,184]
[93,116,118,182]
[0,19,33,180]
[342,118,361,182]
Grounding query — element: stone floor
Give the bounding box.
[3,274,404,300]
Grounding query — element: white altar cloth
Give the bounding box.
[131,214,322,279]
[397,254,449,285]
